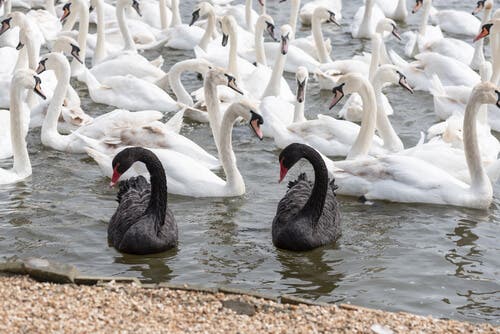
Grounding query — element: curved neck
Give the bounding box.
[262,46,287,97]
[159,0,168,30]
[204,74,222,152]
[289,0,300,36]
[299,147,329,223]
[169,60,203,106]
[254,18,267,66]
[9,82,31,176]
[463,93,489,192]
[245,0,254,32]
[42,60,71,150]
[219,107,245,193]
[140,151,168,222]
[199,8,215,51]
[347,79,377,160]
[312,12,331,63]
[419,0,431,35]
[369,35,382,81]
[171,0,181,26]
[227,21,239,80]
[93,0,106,65]
[117,3,136,51]
[373,78,403,152]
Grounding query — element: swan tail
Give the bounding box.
[287,173,308,189]
[429,74,445,97]
[116,175,149,203]
[164,107,185,134]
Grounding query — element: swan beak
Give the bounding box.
[225,74,243,95]
[329,83,345,110]
[266,22,278,42]
[391,25,401,41]
[496,90,500,109]
[281,34,289,55]
[16,41,24,51]
[297,79,306,103]
[474,24,492,42]
[132,0,142,17]
[89,5,94,13]
[0,17,12,35]
[71,44,83,64]
[472,1,485,15]
[33,76,47,100]
[412,0,423,14]
[36,59,47,74]
[110,166,121,187]
[222,33,229,47]
[258,0,264,5]
[60,3,71,22]
[328,11,341,27]
[398,72,414,94]
[279,160,288,183]
[190,9,200,27]
[249,111,264,140]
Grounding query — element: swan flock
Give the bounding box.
[0,0,499,253]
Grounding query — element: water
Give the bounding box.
[1,0,499,325]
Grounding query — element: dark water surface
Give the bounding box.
[1,0,499,325]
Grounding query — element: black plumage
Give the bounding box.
[108,147,178,255]
[272,143,341,251]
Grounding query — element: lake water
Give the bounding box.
[0,0,499,325]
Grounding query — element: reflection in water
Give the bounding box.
[275,247,344,301]
[114,249,178,283]
[445,218,481,278]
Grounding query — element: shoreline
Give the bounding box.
[0,258,498,334]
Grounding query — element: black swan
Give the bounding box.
[272,143,341,251]
[108,147,178,255]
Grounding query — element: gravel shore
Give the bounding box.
[0,275,498,334]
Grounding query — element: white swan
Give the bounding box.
[190,1,218,52]
[426,0,481,37]
[85,100,264,197]
[351,0,387,39]
[470,0,493,70]
[215,0,262,32]
[163,0,206,50]
[299,0,342,26]
[332,82,500,209]
[0,70,46,184]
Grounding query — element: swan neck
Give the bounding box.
[141,151,168,222]
[347,79,377,159]
[463,95,489,191]
[362,0,374,32]
[262,48,287,97]
[42,62,71,148]
[168,61,195,106]
[204,75,222,152]
[159,0,168,30]
[219,108,244,193]
[45,0,56,16]
[93,0,106,65]
[312,12,331,63]
[10,82,31,176]
[393,0,407,20]
[117,3,136,51]
[491,35,500,84]
[227,21,239,80]
[254,18,266,66]
[419,0,431,34]
[245,0,254,32]
[76,1,89,61]
[369,35,381,80]
[171,0,181,26]
[300,147,329,223]
[199,9,215,51]
[4,0,11,14]
[289,0,300,36]
[373,79,403,152]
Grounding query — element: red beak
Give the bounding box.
[279,161,288,183]
[110,165,121,187]
[473,27,490,42]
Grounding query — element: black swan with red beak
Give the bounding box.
[108,147,178,255]
[272,143,341,251]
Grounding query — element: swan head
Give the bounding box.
[36,52,70,76]
[131,0,142,17]
[473,0,492,15]
[190,2,214,27]
[51,36,83,64]
[470,82,500,109]
[60,2,72,22]
[376,18,401,41]
[0,12,25,35]
[110,147,152,187]
[227,100,264,140]
[474,19,500,42]
[412,0,424,14]
[13,69,47,101]
[257,14,277,41]
[313,7,340,27]
[329,73,370,110]
[280,24,292,55]
[206,67,243,95]
[296,67,308,103]
[374,65,414,94]
[221,15,237,47]
[278,143,315,183]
